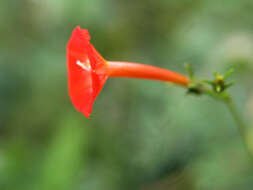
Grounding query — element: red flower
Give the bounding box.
[67,26,189,118]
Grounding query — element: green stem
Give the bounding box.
[187,80,253,161]
[204,87,253,161]
[225,96,245,138]
[224,96,253,161]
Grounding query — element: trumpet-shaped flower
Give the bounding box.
[67,26,189,118]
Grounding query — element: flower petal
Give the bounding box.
[67,52,93,117]
[67,26,108,117]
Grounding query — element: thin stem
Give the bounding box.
[224,96,253,161]
[188,80,253,162]
[225,97,245,137]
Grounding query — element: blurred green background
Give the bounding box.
[1,0,253,189]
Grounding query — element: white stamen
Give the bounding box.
[76,60,91,71]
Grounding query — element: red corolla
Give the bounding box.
[67,26,189,118]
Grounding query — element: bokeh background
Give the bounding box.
[1,0,253,189]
